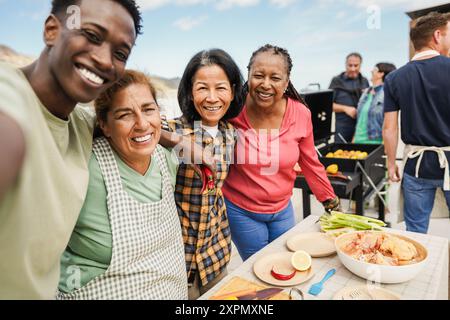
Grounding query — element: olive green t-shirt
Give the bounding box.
[0,62,95,299]
[58,146,178,293]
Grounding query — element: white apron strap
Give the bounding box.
[406,145,450,191]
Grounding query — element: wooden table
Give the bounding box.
[199,216,449,300]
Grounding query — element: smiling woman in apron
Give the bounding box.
[57,70,187,299]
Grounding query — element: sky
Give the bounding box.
[0,0,448,91]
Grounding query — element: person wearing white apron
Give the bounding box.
[57,70,187,299]
[383,12,450,233]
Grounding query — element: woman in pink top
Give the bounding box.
[222,44,339,260]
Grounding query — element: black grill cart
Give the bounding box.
[294,90,387,221]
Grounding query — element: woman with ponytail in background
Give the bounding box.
[222,44,339,261]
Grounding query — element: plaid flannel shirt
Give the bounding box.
[166,117,235,286]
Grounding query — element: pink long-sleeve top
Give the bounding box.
[222,98,336,213]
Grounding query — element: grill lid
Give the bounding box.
[301,89,333,143]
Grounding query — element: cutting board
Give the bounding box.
[209,276,290,300]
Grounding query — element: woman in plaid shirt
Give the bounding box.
[163,49,244,299]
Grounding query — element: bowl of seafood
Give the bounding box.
[335,230,428,283]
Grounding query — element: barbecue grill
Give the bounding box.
[318,143,385,189]
[294,89,387,221]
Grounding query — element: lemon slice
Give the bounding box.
[291,250,312,271]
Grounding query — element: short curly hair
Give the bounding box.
[178,49,244,123]
[51,0,143,35]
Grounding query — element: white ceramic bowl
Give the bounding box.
[335,231,428,284]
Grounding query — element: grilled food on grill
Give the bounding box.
[326,164,339,174]
[325,150,368,159]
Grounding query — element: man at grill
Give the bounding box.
[329,53,369,143]
[383,11,450,234]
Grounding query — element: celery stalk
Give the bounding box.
[319,211,386,232]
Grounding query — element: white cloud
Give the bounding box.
[215,0,260,11]
[334,0,449,11]
[137,0,212,10]
[138,0,302,11]
[175,0,211,5]
[335,10,347,20]
[296,30,368,47]
[269,0,297,8]
[137,0,259,11]
[173,15,208,31]
[136,0,172,10]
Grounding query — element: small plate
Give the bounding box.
[333,286,401,300]
[286,232,336,257]
[253,252,315,287]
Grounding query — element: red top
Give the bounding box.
[222,98,336,213]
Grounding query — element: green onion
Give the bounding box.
[319,211,386,232]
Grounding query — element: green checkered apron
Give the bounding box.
[57,137,188,299]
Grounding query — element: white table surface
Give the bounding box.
[199,215,449,300]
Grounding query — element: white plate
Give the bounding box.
[253,252,315,287]
[286,232,336,257]
[333,285,401,300]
